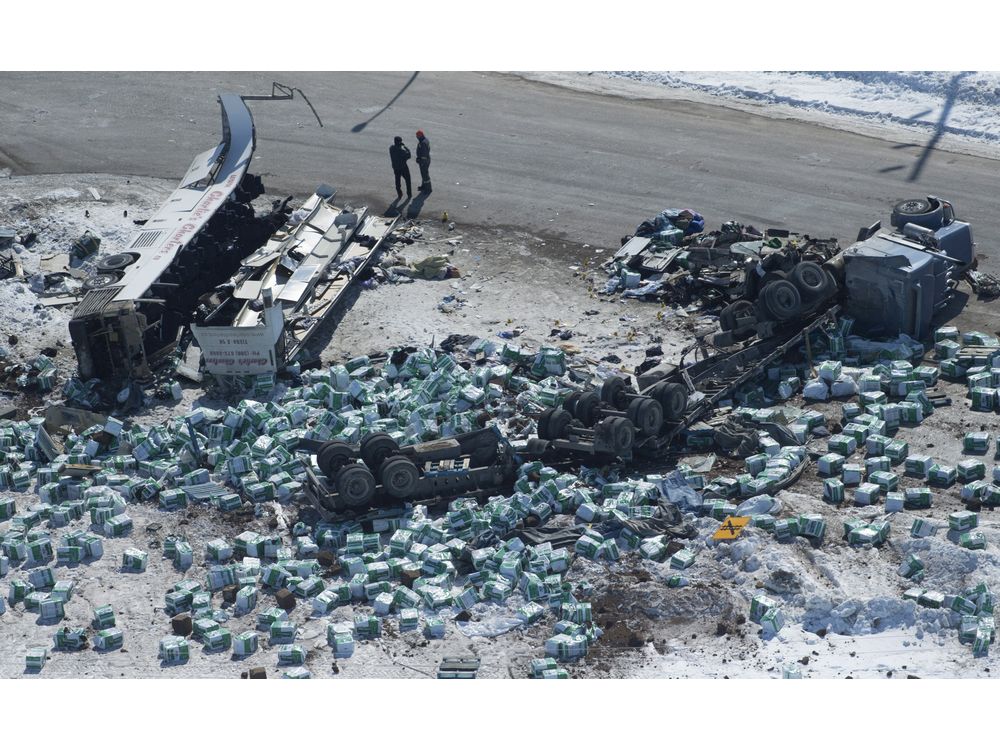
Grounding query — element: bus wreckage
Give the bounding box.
[190,188,396,377]
[69,94,282,382]
[69,89,389,384]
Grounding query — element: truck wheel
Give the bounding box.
[790,261,832,300]
[627,397,663,438]
[359,432,399,472]
[719,300,755,331]
[545,407,573,440]
[317,441,354,478]
[96,253,137,272]
[335,464,376,508]
[649,381,688,420]
[574,391,601,427]
[600,376,629,409]
[379,456,419,499]
[891,197,944,231]
[524,438,550,456]
[563,392,581,417]
[537,408,555,440]
[597,416,634,455]
[761,279,802,321]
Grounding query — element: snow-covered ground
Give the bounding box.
[526,71,1000,160]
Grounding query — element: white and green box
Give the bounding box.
[122,548,148,572]
[233,631,259,656]
[94,627,124,650]
[25,647,47,670]
[823,478,845,503]
[159,636,190,663]
[92,605,116,629]
[949,510,978,532]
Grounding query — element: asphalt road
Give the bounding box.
[1,71,998,276]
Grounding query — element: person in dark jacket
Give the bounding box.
[389,136,412,199]
[415,129,431,193]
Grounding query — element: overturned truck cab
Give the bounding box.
[69,94,286,382]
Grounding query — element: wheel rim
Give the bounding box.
[899,200,927,213]
[612,418,634,453]
[337,465,375,507]
[83,272,120,290]
[764,281,801,320]
[796,263,824,289]
[381,458,418,498]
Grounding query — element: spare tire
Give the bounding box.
[891,197,944,231]
[790,261,831,300]
[761,279,802,321]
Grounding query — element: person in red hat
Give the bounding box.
[415,129,432,193]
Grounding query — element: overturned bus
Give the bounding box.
[69,94,288,382]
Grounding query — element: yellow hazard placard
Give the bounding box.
[712,516,751,541]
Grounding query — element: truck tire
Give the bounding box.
[648,381,688,421]
[524,438,551,456]
[599,376,629,409]
[719,300,755,332]
[335,464,376,508]
[96,253,137,272]
[574,391,601,427]
[359,432,399,472]
[538,407,572,440]
[379,456,419,499]
[317,441,354,478]
[545,407,573,440]
[790,261,833,300]
[626,396,663,438]
[761,279,802,321]
[563,392,582,418]
[597,416,634,455]
[537,408,554,440]
[891,197,944,231]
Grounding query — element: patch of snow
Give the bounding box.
[524,71,1000,160]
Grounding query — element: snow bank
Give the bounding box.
[605,71,1000,154]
